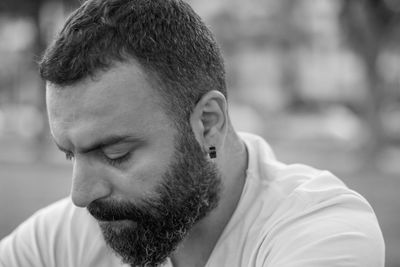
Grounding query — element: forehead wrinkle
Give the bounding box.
[50,97,150,152]
[48,61,175,150]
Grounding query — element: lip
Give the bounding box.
[99,219,138,228]
[89,212,129,221]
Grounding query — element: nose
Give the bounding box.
[70,157,112,208]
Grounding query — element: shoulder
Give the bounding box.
[0,198,113,266]
[259,166,385,267]
[240,132,381,223]
[15,197,97,243]
[237,133,385,266]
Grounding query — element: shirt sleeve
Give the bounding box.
[258,192,385,267]
[0,198,81,267]
[0,209,53,267]
[0,198,124,267]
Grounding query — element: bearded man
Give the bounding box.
[0,0,384,266]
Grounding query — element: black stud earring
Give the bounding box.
[209,146,217,159]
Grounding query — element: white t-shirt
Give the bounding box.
[0,133,385,267]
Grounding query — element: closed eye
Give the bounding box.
[102,151,132,166]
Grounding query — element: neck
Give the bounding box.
[171,129,248,267]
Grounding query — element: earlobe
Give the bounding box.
[189,90,227,150]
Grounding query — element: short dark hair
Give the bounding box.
[39,0,226,125]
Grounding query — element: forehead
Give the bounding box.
[46,62,172,147]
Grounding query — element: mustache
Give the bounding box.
[87,199,148,222]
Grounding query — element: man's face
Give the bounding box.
[47,62,221,266]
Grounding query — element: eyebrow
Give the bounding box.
[54,134,143,154]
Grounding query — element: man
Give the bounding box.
[0,0,385,266]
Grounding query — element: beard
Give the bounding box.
[87,127,222,267]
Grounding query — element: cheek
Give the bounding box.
[116,152,172,200]
[113,126,177,200]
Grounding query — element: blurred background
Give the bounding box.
[0,0,399,265]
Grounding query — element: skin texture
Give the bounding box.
[47,63,177,208]
[47,61,248,267]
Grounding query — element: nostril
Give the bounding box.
[70,176,113,208]
[70,158,113,208]
[70,186,90,208]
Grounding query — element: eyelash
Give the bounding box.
[102,152,132,166]
[64,151,131,167]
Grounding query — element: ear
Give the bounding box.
[190,90,228,152]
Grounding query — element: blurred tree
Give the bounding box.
[270,0,310,110]
[340,0,400,157]
[1,0,47,160]
[1,0,48,54]
[210,0,310,109]
[0,0,79,160]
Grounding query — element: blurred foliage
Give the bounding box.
[0,0,80,54]
[0,0,79,16]
[340,0,400,155]
[0,0,399,160]
[0,0,80,160]
[193,0,400,160]
[0,0,44,17]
